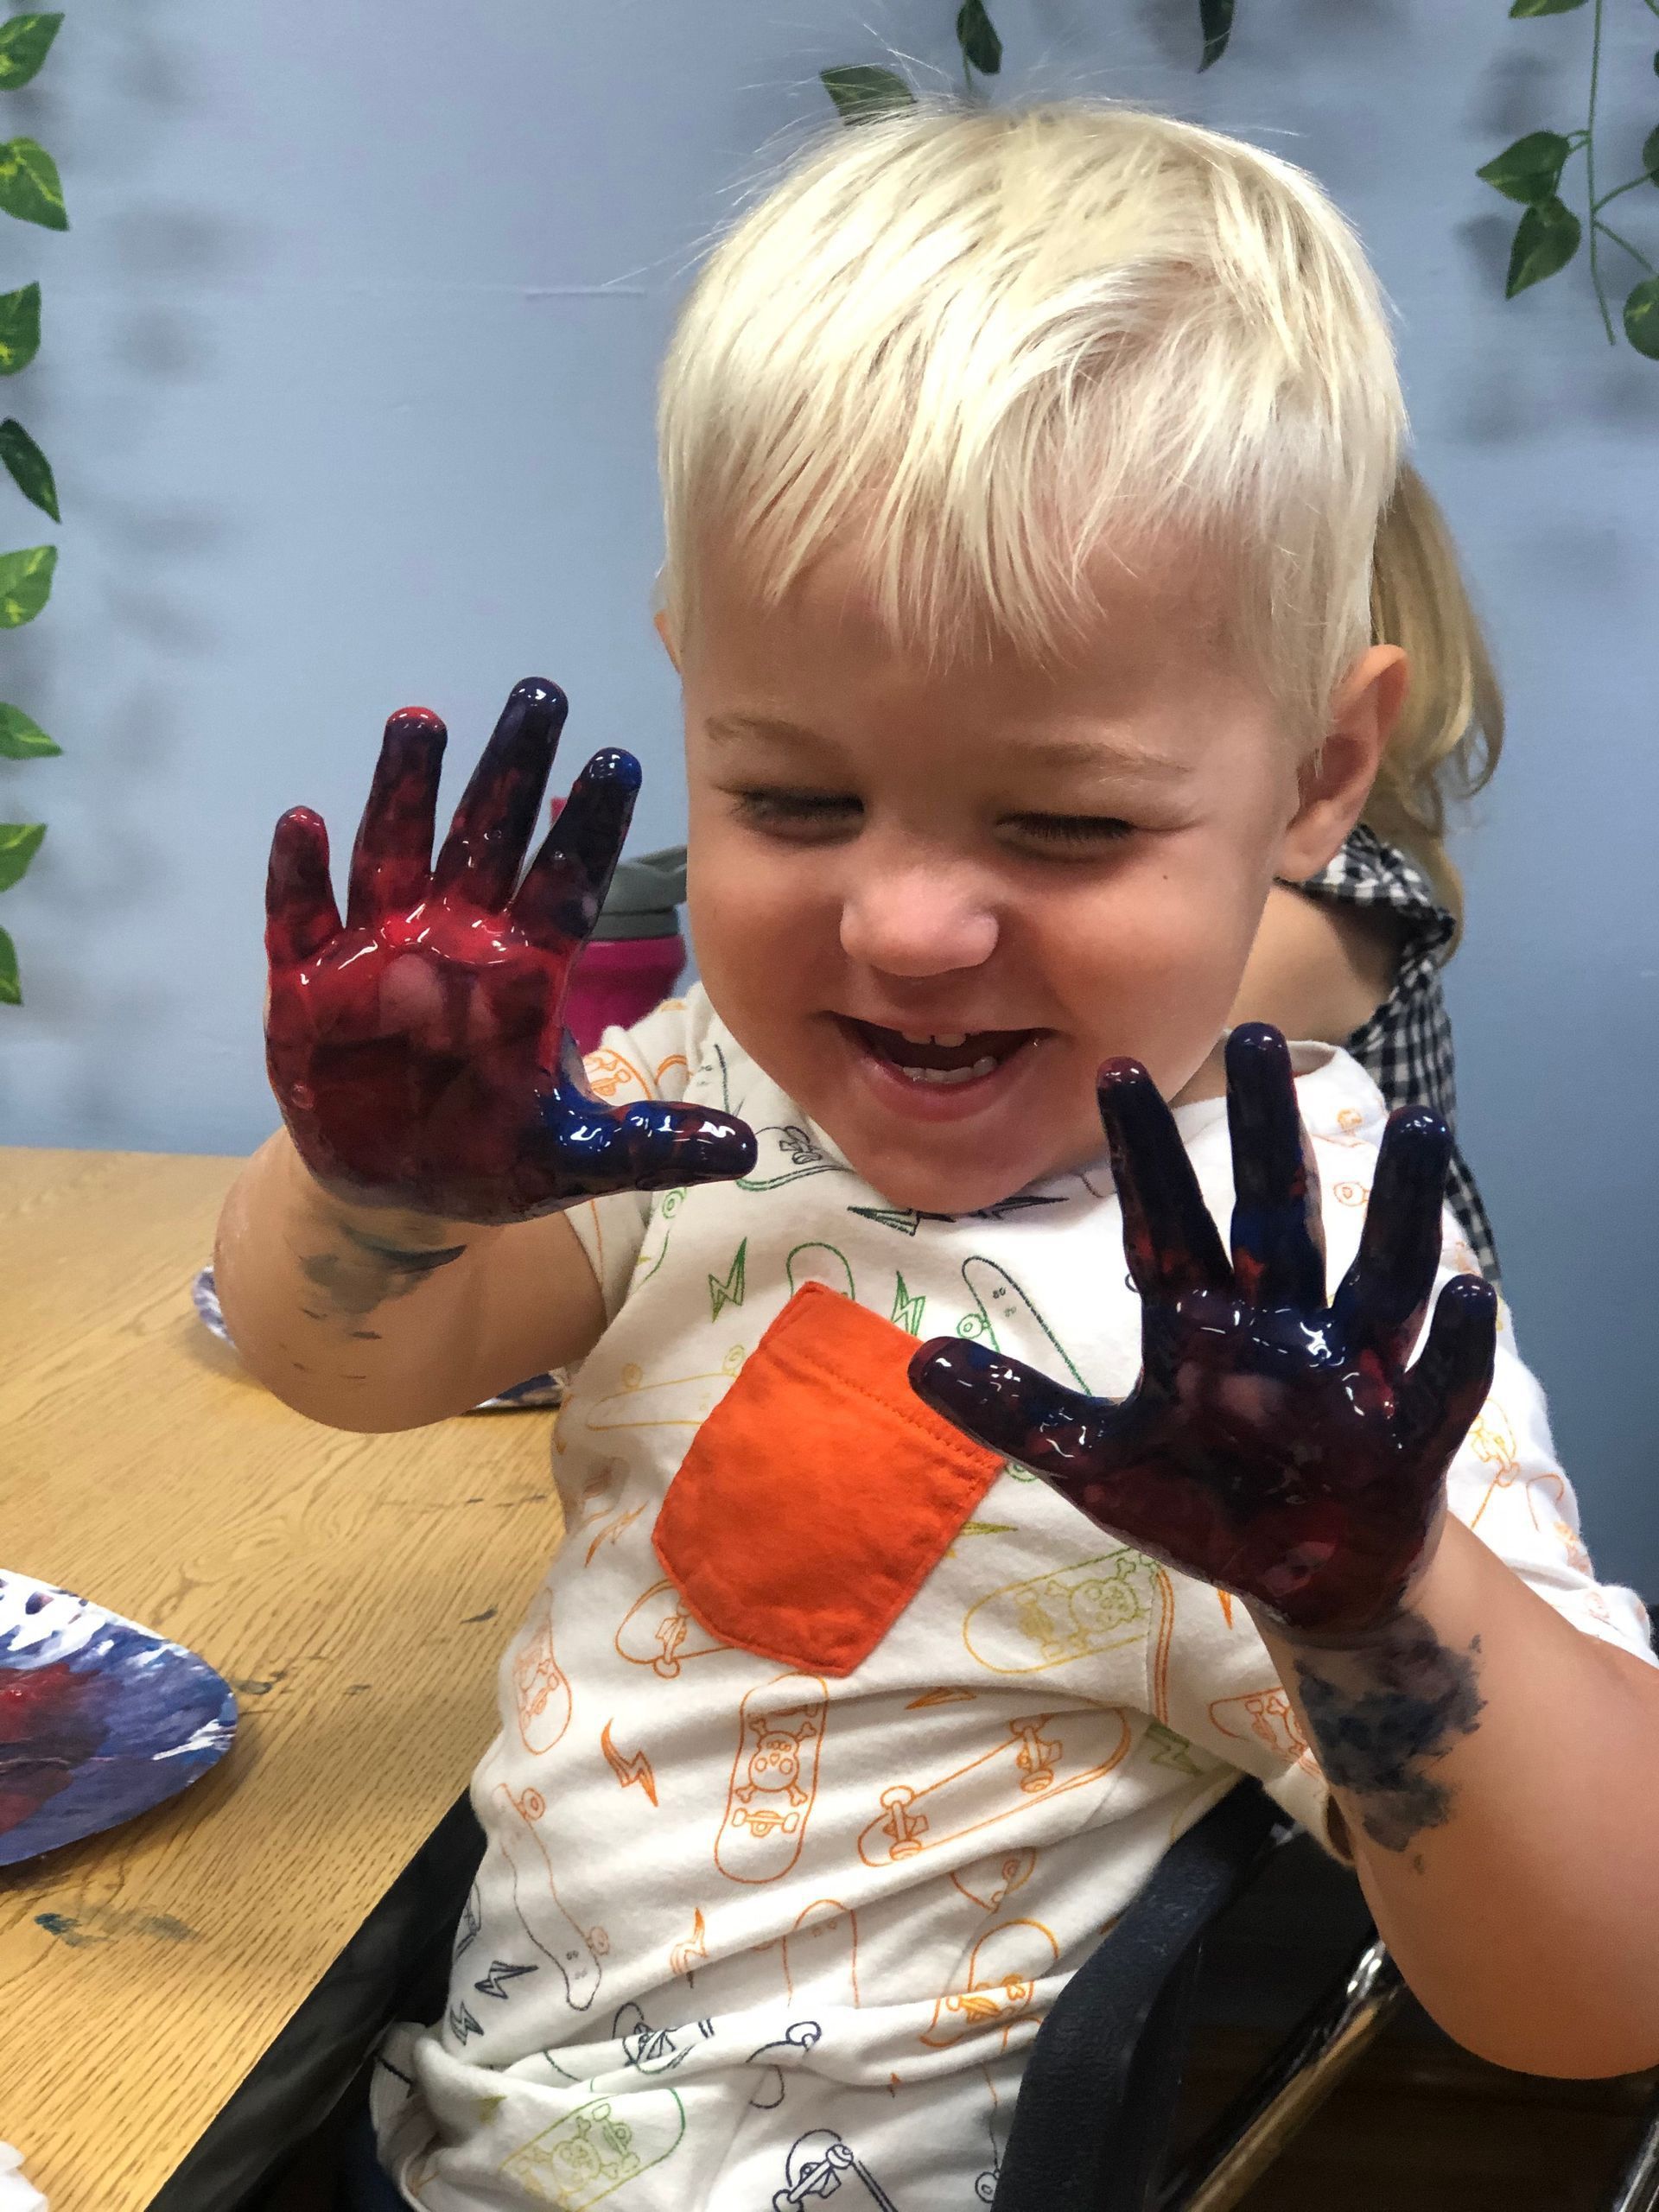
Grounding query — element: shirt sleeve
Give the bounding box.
[565,991,708,1322]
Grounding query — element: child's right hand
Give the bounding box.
[264,677,755,1226]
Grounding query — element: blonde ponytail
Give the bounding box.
[1364,462,1503,943]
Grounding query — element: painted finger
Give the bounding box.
[431,677,569,909]
[1097,1058,1230,1305]
[266,807,340,966]
[512,747,641,952]
[346,707,447,928]
[907,1336,1131,1481]
[1332,1105,1453,1374]
[1225,1023,1325,1311]
[1395,1274,1497,1474]
[541,1088,756,1194]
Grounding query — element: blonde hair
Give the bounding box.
[1366,462,1503,941]
[658,101,1404,743]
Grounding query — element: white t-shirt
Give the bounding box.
[375,988,1652,2210]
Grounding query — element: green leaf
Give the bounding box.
[1199,0,1235,68]
[0,700,54,755]
[0,819,42,891]
[1624,276,1659,357]
[957,0,1002,75]
[1645,124,1659,181]
[1504,196,1581,296]
[0,539,53,625]
[1509,0,1590,14]
[0,137,65,230]
[0,14,62,91]
[0,923,18,1004]
[1478,130,1573,205]
[820,66,916,124]
[0,280,40,376]
[0,417,54,518]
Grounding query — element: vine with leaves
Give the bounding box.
[0,10,63,1005]
[823,1,1234,120]
[1478,0,1659,358]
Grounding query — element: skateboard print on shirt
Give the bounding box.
[716,1672,830,1884]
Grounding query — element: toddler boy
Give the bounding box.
[220,104,1659,2209]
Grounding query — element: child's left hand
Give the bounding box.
[909,1024,1497,1638]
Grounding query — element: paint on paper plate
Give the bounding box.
[0,1569,237,1867]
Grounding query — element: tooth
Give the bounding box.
[896,1059,995,1087]
[932,1032,968,1048]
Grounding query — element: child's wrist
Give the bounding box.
[278,1129,493,1255]
[1243,1516,1450,1660]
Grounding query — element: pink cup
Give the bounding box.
[558,839,688,1056]
[565,931,686,1056]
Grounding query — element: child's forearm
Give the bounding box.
[214,1132,582,1432]
[1256,1515,1659,2077]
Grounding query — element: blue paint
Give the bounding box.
[0,1570,237,1869]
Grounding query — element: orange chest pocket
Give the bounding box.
[652,1282,1007,1679]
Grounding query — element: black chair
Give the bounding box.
[991,1777,1659,2212]
[991,1779,1289,2212]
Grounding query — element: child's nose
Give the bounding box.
[838,862,999,976]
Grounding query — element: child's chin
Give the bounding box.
[833,1125,1071,1218]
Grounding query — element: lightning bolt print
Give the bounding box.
[891,1272,926,1336]
[601,1719,659,1807]
[474,1959,539,2001]
[584,1502,646,1568]
[708,1237,747,1320]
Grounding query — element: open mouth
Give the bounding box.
[842,1018,1040,1089]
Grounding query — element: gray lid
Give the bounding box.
[594,843,687,940]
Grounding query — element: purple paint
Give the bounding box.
[0,1570,236,1867]
[910,1024,1497,1637]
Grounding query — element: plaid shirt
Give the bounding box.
[1300,824,1499,1283]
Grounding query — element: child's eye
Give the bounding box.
[1003,813,1135,855]
[732,788,862,840]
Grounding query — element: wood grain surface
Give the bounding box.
[0,1148,563,2210]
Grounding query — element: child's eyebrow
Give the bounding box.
[1014,734,1191,782]
[704,715,823,745]
[705,715,1187,781]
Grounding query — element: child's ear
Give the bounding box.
[653,607,683,673]
[1274,645,1409,880]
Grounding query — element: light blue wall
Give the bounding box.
[3,2,1656,1587]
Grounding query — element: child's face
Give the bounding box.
[675,536,1369,1214]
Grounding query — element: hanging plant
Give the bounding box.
[1478,0,1659,357]
[0,6,63,1005]
[1199,0,1236,69]
[823,3,1234,120]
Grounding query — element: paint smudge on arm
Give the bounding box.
[1291,1614,1485,1854]
[297,1217,470,1322]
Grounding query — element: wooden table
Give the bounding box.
[0,1149,564,2210]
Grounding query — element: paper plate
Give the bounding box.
[190,1266,564,1412]
[0,1569,237,1868]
